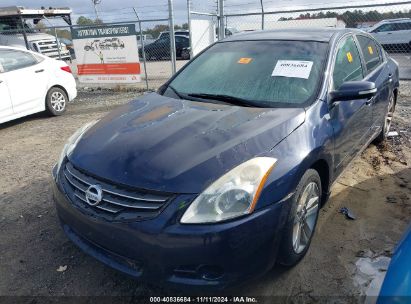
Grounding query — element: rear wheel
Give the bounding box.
[181,49,190,60]
[278,169,321,266]
[46,87,67,116]
[374,92,395,144]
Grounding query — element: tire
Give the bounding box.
[374,92,396,144]
[278,169,322,266]
[181,49,190,60]
[46,87,68,116]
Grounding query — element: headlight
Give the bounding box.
[181,157,277,224]
[56,121,97,175]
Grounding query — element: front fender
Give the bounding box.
[256,100,334,210]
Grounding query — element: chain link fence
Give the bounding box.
[189,0,411,79]
[0,4,186,91]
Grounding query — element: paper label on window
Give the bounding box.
[347,52,353,63]
[368,46,374,55]
[271,60,313,79]
[238,57,252,64]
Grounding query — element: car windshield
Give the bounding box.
[167,40,329,107]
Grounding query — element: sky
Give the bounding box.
[1,0,409,25]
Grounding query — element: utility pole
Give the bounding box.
[187,0,193,58]
[168,0,177,74]
[260,0,265,30]
[92,0,101,20]
[218,0,224,40]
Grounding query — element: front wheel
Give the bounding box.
[46,87,68,116]
[278,169,321,266]
[181,49,190,60]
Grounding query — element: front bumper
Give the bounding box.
[52,168,289,290]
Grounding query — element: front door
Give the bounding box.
[0,49,48,115]
[328,35,372,176]
[0,66,13,122]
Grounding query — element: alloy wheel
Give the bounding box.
[51,91,66,112]
[292,182,320,254]
[384,95,395,136]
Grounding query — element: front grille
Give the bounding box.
[61,161,173,221]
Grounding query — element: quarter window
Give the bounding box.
[0,50,38,72]
[333,36,364,90]
[356,36,382,74]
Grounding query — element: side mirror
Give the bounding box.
[330,81,377,103]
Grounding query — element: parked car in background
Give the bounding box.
[53,28,398,289]
[137,34,155,46]
[158,30,189,40]
[378,225,411,302]
[368,18,411,51]
[0,46,76,124]
[59,38,75,59]
[140,35,190,60]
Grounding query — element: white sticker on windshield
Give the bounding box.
[271,60,313,79]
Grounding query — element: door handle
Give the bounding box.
[0,80,3,84]
[35,69,44,73]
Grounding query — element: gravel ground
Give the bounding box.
[0,83,410,300]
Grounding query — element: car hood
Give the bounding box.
[69,93,305,194]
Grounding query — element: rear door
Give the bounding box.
[355,35,391,135]
[391,21,411,45]
[0,62,13,121]
[0,49,48,114]
[329,35,371,175]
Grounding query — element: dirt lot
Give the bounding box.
[0,84,410,300]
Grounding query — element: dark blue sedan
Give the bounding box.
[52,28,399,289]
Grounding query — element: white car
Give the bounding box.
[0,46,76,124]
[368,18,411,48]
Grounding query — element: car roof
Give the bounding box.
[222,28,364,43]
[378,18,411,24]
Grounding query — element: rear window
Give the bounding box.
[167,40,328,107]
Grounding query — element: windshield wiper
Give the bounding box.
[187,93,259,107]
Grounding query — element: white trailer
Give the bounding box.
[0,6,72,60]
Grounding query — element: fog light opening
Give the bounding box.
[198,265,224,281]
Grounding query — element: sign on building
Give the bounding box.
[72,24,141,83]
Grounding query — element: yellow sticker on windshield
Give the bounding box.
[368,46,374,55]
[346,52,353,63]
[238,57,252,64]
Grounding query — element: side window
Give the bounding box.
[396,22,411,30]
[373,24,395,33]
[356,35,382,74]
[0,50,38,72]
[333,36,364,90]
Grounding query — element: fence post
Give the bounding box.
[218,0,225,40]
[260,0,265,30]
[168,0,177,75]
[53,27,62,60]
[187,0,193,58]
[19,16,30,50]
[133,8,149,90]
